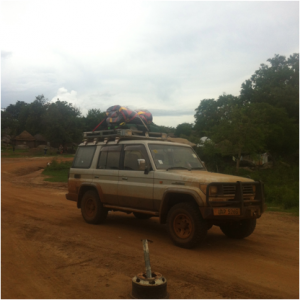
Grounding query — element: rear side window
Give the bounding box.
[98,145,122,170]
[73,146,96,168]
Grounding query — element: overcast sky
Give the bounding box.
[1,1,299,127]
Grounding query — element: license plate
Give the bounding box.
[213,208,240,216]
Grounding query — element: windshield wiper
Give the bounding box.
[191,167,204,170]
[166,166,191,171]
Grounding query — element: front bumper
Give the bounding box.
[199,205,266,220]
[200,181,265,220]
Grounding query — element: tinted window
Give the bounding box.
[73,146,96,168]
[98,151,107,169]
[106,152,120,169]
[97,145,122,170]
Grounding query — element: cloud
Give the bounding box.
[51,87,78,103]
[1,51,12,59]
[1,1,299,127]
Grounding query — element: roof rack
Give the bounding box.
[82,129,168,144]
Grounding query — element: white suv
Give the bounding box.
[66,129,265,248]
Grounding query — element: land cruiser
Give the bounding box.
[66,129,265,248]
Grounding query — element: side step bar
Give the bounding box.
[103,204,159,216]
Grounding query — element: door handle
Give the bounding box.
[122,177,128,180]
[94,176,99,178]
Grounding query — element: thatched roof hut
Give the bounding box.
[14,131,35,148]
[15,131,35,141]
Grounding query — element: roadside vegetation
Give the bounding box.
[222,164,299,215]
[42,159,73,182]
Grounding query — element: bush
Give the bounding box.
[265,185,299,209]
[218,163,299,211]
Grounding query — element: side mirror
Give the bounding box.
[138,159,150,174]
[138,159,146,169]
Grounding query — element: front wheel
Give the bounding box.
[81,190,108,224]
[220,219,256,239]
[167,202,207,249]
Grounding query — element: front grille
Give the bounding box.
[222,184,254,195]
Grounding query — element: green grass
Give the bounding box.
[42,159,72,182]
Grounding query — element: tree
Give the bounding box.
[240,53,299,122]
[174,123,193,137]
[209,104,266,171]
[1,110,18,137]
[83,109,106,132]
[5,100,28,120]
[23,95,48,135]
[43,100,82,147]
[250,103,298,158]
[194,94,239,137]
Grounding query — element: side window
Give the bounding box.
[73,146,96,168]
[123,145,149,171]
[98,151,108,169]
[106,152,121,169]
[97,145,122,170]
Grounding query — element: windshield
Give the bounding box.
[148,144,204,170]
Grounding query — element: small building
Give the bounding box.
[34,134,47,147]
[13,131,35,148]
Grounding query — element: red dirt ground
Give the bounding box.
[1,157,299,298]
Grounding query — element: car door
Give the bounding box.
[118,144,154,210]
[93,144,122,205]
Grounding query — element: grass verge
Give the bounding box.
[42,159,72,182]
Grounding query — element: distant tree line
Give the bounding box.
[1,96,106,147]
[174,53,299,170]
[1,53,299,168]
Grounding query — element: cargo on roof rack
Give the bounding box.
[82,129,168,143]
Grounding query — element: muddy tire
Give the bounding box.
[167,202,207,249]
[220,219,256,239]
[81,190,108,224]
[133,212,152,219]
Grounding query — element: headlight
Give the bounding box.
[209,186,218,195]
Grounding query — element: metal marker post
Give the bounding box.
[142,239,152,278]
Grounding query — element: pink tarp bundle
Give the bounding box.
[93,105,153,131]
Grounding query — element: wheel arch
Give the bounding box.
[159,189,204,224]
[77,184,103,208]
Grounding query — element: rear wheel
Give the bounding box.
[81,190,108,224]
[133,212,152,219]
[220,219,256,239]
[167,202,207,249]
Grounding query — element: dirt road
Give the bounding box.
[1,157,299,299]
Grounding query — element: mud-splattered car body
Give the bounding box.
[66,130,265,248]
